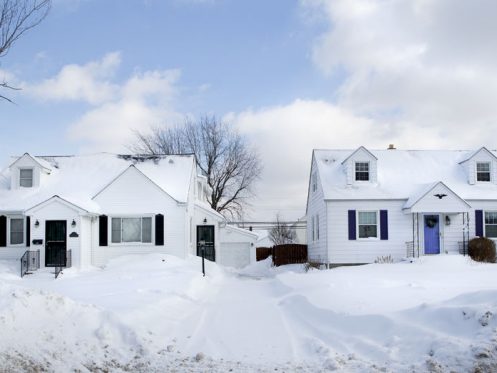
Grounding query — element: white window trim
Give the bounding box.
[356,210,379,240]
[315,214,320,241]
[311,216,315,242]
[19,167,34,188]
[8,216,25,246]
[354,161,370,182]
[484,211,497,238]
[476,161,491,183]
[109,215,155,246]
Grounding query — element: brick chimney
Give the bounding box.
[388,144,396,150]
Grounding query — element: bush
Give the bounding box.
[468,237,496,263]
[374,255,394,264]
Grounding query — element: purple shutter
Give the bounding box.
[380,210,388,240]
[475,210,483,237]
[348,210,356,240]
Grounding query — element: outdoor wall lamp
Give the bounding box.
[34,220,39,228]
[445,215,451,226]
[203,218,207,224]
[71,219,76,228]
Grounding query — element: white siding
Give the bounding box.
[219,226,256,268]
[79,216,93,267]
[29,200,82,268]
[306,156,328,263]
[10,155,43,190]
[327,200,411,264]
[92,166,188,266]
[344,148,378,185]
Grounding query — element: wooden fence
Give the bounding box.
[256,244,308,266]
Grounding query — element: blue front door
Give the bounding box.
[424,215,440,254]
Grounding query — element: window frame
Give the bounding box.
[484,211,497,238]
[8,216,25,246]
[354,162,370,182]
[109,215,154,245]
[315,214,320,240]
[312,172,317,192]
[356,210,379,240]
[476,162,491,182]
[19,168,34,188]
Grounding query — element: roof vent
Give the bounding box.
[168,159,174,164]
[388,144,396,150]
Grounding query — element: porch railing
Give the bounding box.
[20,250,40,277]
[54,250,72,279]
[458,241,468,256]
[405,241,416,258]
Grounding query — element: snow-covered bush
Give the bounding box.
[468,237,496,263]
[374,255,394,264]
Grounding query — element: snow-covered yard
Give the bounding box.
[1,254,497,372]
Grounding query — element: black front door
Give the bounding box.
[45,220,67,267]
[197,225,215,262]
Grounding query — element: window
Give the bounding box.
[111,217,152,243]
[19,169,33,188]
[311,216,315,241]
[485,212,497,237]
[10,218,24,245]
[312,172,317,192]
[316,214,320,240]
[358,211,378,238]
[477,162,491,182]
[355,162,369,181]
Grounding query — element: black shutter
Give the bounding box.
[0,215,6,247]
[155,214,164,246]
[99,215,108,246]
[348,210,356,240]
[380,210,388,240]
[475,210,483,237]
[26,216,31,247]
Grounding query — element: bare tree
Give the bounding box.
[132,116,262,219]
[269,214,296,245]
[0,0,51,102]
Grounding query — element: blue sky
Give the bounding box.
[2,0,497,219]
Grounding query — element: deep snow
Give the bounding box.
[1,254,497,372]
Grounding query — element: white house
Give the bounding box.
[0,153,257,273]
[306,146,497,266]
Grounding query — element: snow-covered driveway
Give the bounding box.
[1,255,497,372]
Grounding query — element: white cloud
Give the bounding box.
[304,0,497,135]
[27,52,121,105]
[27,52,183,152]
[67,68,182,152]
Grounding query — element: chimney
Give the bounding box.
[388,144,396,150]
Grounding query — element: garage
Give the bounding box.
[219,225,257,268]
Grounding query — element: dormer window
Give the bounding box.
[19,169,33,188]
[355,162,369,181]
[477,162,491,182]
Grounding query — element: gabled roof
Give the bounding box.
[403,181,471,212]
[341,146,378,165]
[92,164,183,204]
[0,153,195,213]
[9,153,52,172]
[25,195,91,215]
[458,146,497,164]
[313,148,497,201]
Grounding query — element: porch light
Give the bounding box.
[203,218,207,224]
[34,220,39,228]
[445,216,451,226]
[71,219,76,228]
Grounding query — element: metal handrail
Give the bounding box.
[54,250,71,279]
[20,250,40,277]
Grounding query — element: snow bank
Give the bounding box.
[1,254,497,372]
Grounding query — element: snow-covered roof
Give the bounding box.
[314,149,497,201]
[0,153,195,213]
